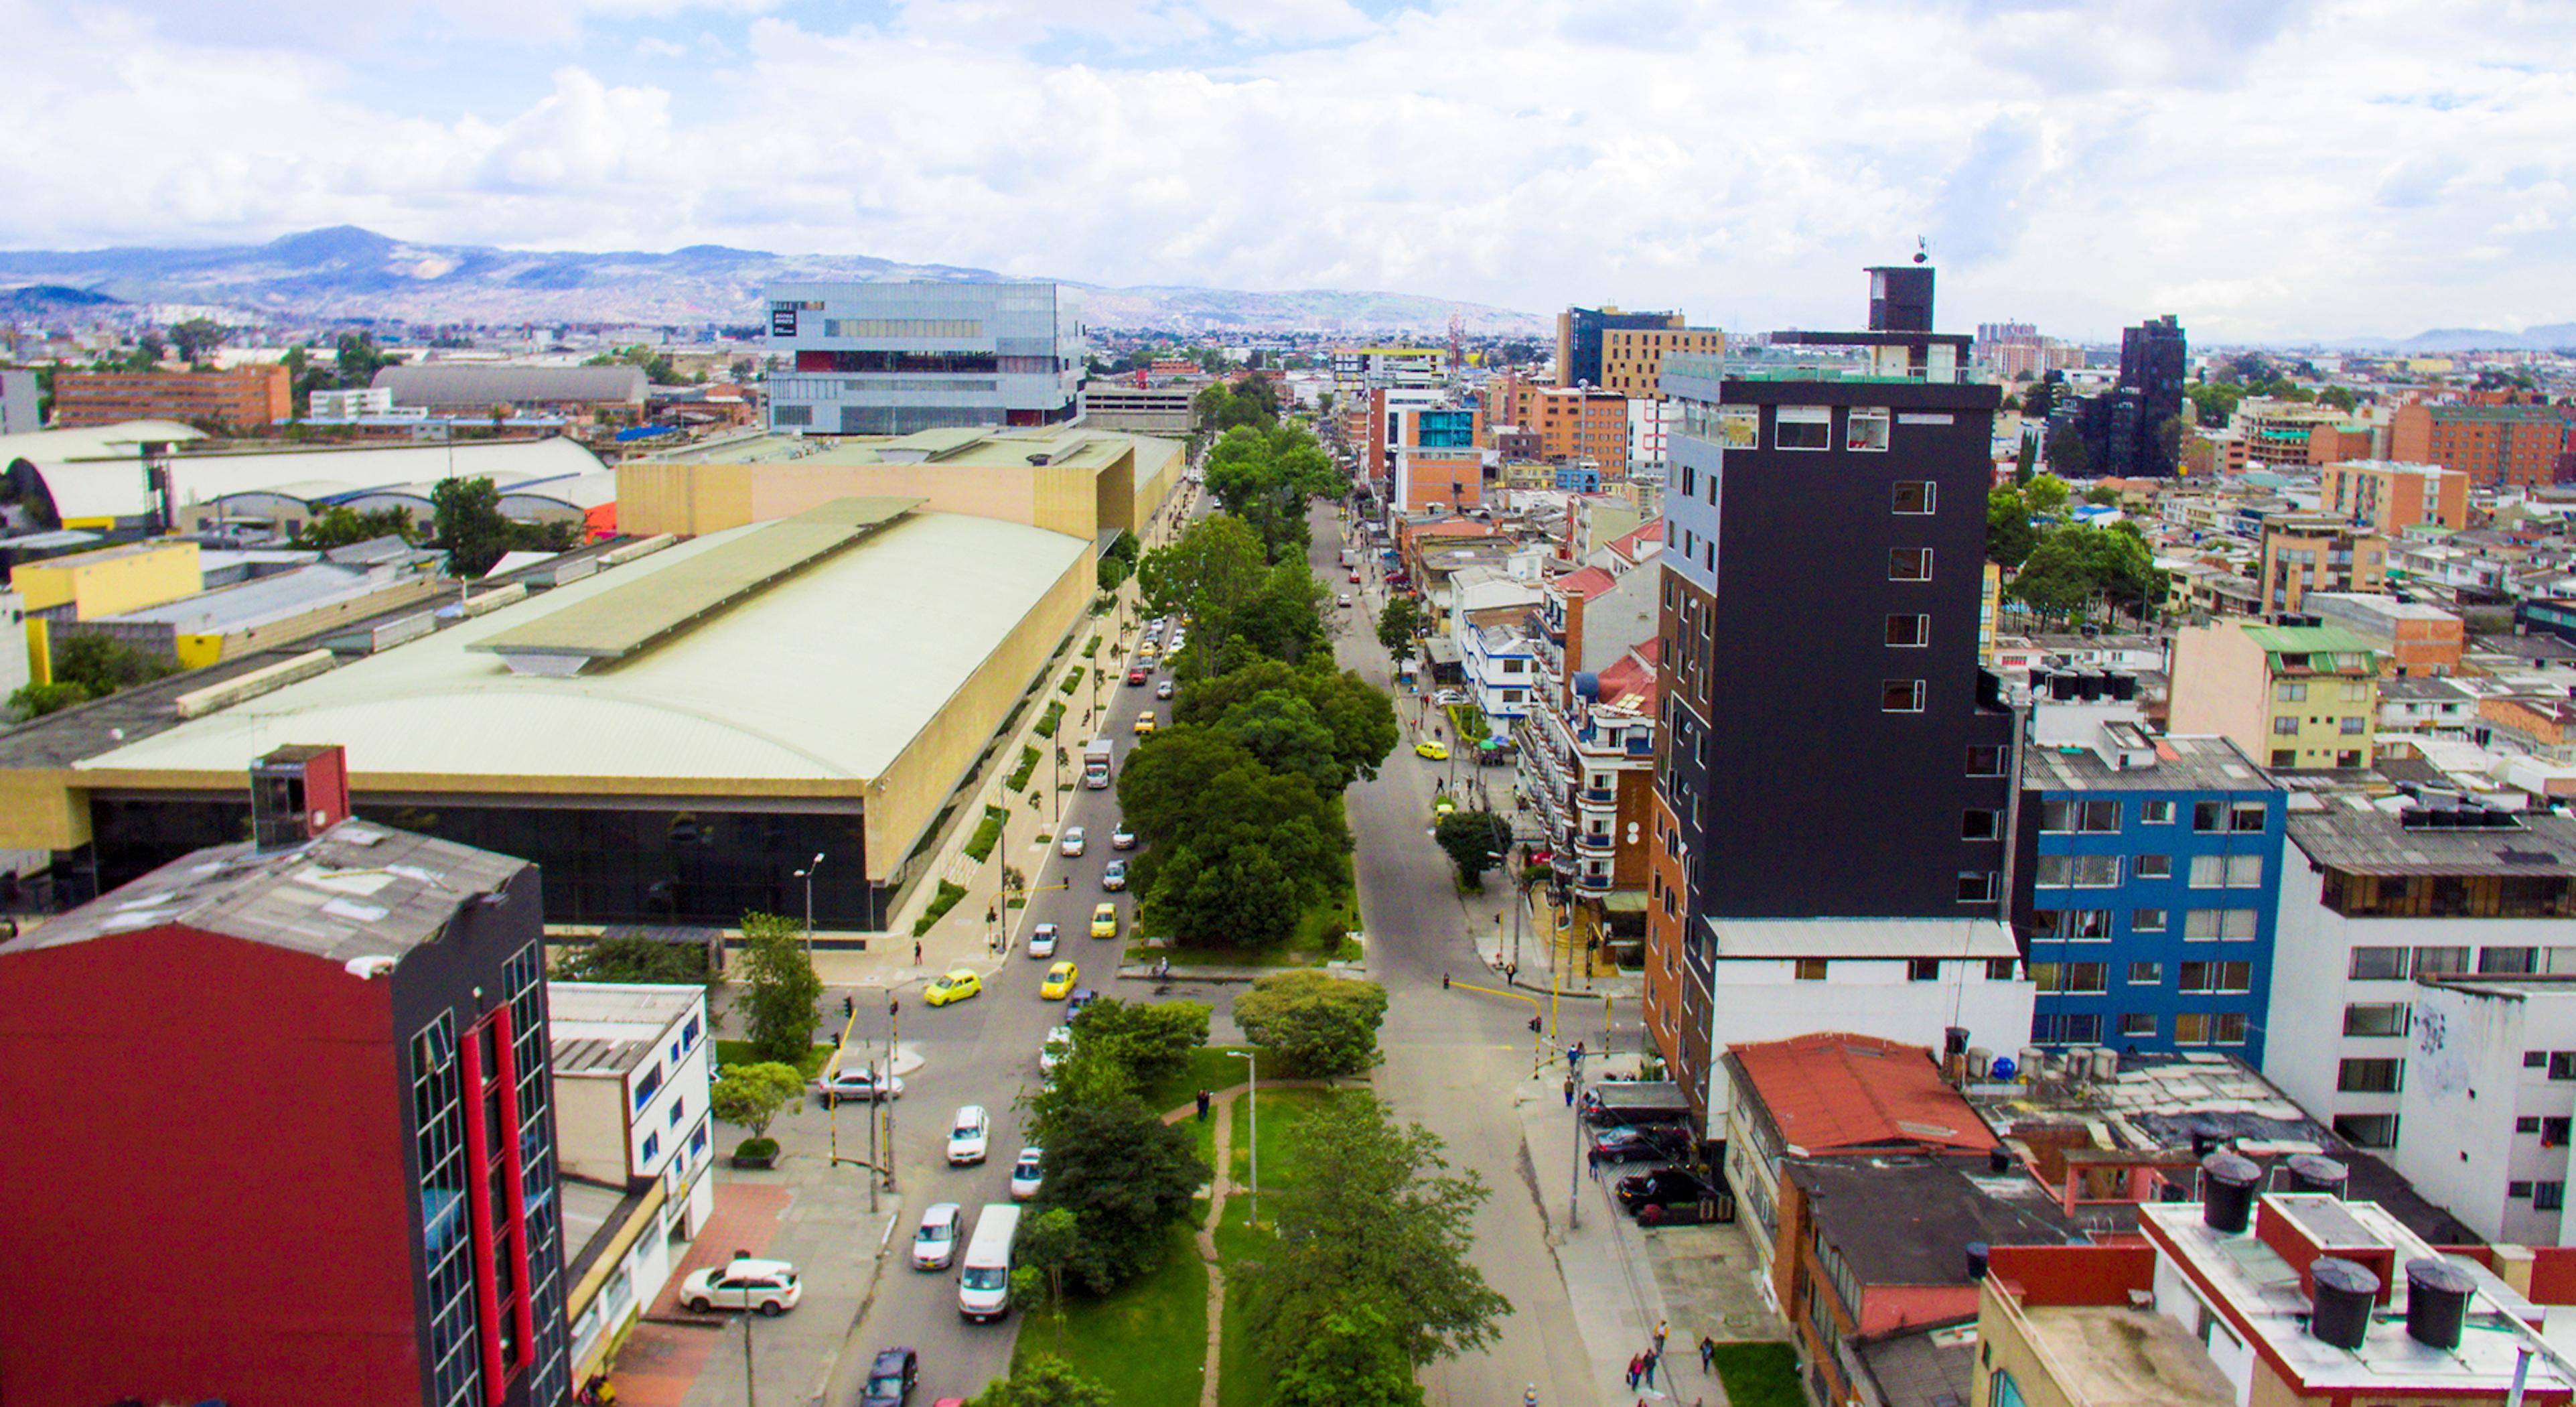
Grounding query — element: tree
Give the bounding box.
[2084,486,2121,506]
[1435,809,1510,890]
[554,931,713,988]
[1232,561,1330,664]
[1173,660,1397,787]
[1273,1304,1425,1407]
[2318,385,2358,412]
[1315,389,1337,417]
[709,1062,803,1142]
[736,911,822,1065]
[2023,473,2070,517]
[2185,381,2242,428]
[1032,1097,1208,1292]
[1139,516,1268,643]
[1012,1206,1083,1353]
[125,331,166,372]
[1237,1095,1508,1369]
[971,1355,1113,1407]
[2006,522,2169,627]
[34,632,178,715]
[168,318,228,366]
[334,331,395,389]
[1217,689,1345,794]
[1116,726,1264,844]
[1096,551,1133,596]
[431,475,517,577]
[7,679,91,719]
[2154,415,2186,468]
[1234,971,1388,1077]
[293,505,419,550]
[1376,593,1423,669]
[2043,427,2089,478]
[1068,996,1210,1089]
[2012,433,2035,486]
[2020,375,2060,420]
[1986,486,2037,569]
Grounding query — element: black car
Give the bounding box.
[1586,1124,1690,1165]
[1616,1167,1713,1215]
[861,1347,918,1407]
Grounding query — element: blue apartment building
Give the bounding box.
[2014,721,2284,1063]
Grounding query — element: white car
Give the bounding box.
[1009,1147,1044,1200]
[1040,1026,1074,1075]
[912,1203,964,1270]
[681,1257,802,1315]
[1060,826,1086,857]
[1029,922,1059,957]
[1102,859,1129,892]
[1111,825,1137,851]
[948,1104,991,1165]
[814,1065,904,1106]
[1338,594,1353,609]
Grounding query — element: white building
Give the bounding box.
[1626,396,1679,475]
[308,386,395,419]
[549,982,717,1378]
[2380,675,2480,734]
[765,281,1085,436]
[1691,917,2034,1120]
[2264,794,2576,1154]
[1459,622,1541,723]
[2396,975,2576,1244]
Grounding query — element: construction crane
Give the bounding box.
[1448,311,1465,374]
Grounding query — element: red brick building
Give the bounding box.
[2391,401,2576,489]
[52,364,292,430]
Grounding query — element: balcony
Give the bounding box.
[1578,787,1618,813]
[1575,868,1615,895]
[1574,829,1616,858]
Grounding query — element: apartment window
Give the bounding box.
[2276,681,2309,702]
[1882,679,1926,712]
[2482,947,2541,976]
[2539,1183,2567,1212]
[1957,871,1998,903]
[2342,681,2371,702]
[2192,801,2226,832]
[2511,1181,2537,1199]
[2174,1012,2212,1045]
[2178,961,2251,993]
[2214,1013,2249,1044]
[2414,946,2470,976]
[633,1063,663,1112]
[2518,1117,2543,1135]
[2272,716,2300,736]
[2036,909,2113,940]
[2230,804,2267,833]
[2128,961,2163,984]
[1962,809,2001,841]
[669,1095,687,1128]
[2340,716,2366,735]
[2343,1003,2409,1036]
[2142,801,2175,824]
[1890,480,1934,514]
[2338,1058,2403,1093]
[1966,745,2007,777]
[1776,405,1831,450]
[2119,1013,2157,1039]
[2348,946,2409,980]
[2131,907,2169,933]
[2136,854,2173,880]
[2549,1118,2573,1147]
[1849,407,1893,453]
[641,1131,661,1163]
[1717,403,1759,448]
[2036,854,2121,888]
[1888,547,1933,582]
[2060,1013,2103,1043]
[1987,957,2018,980]
[2271,748,2297,767]
[2334,1114,2400,1148]
[2032,961,2108,994]
[680,1014,702,1052]
[1909,958,1941,982]
[1887,614,1931,647]
[1796,959,1830,981]
[2552,1053,2576,1081]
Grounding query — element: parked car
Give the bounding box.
[861,1347,919,1407]
[1009,1147,1045,1200]
[1432,688,1466,706]
[1029,922,1059,957]
[1066,988,1098,1018]
[1587,1124,1688,1165]
[816,1065,905,1106]
[1102,859,1129,891]
[924,968,983,1007]
[1338,594,1353,609]
[681,1256,802,1315]
[948,1105,991,1165]
[1060,825,1086,857]
[912,1203,964,1270]
[1348,570,1361,583]
[1616,1167,1713,1215]
[1111,825,1137,850]
[1415,739,1449,760]
[1040,1026,1074,1075]
[1042,961,1080,1000]
[1154,679,1174,700]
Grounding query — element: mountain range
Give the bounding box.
[0,226,1548,336]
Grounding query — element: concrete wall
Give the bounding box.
[554,1075,630,1185]
[2394,980,2576,1245]
[1707,957,2035,1109]
[2169,624,2271,766]
[11,541,201,618]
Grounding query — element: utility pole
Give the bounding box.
[1568,1046,1585,1231]
[741,1311,759,1407]
[883,994,900,1194]
[865,1056,880,1214]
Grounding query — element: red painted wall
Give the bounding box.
[1987,1244,2156,1306]
[2531,1248,2576,1307]
[0,925,422,1406]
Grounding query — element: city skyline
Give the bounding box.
[3,0,2571,342]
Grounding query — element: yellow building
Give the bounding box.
[2169,621,2380,770]
[10,541,200,620]
[1980,560,2003,663]
[1595,322,1724,398]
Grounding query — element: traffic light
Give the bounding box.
[842,994,855,1018]
[1528,1015,1543,1034]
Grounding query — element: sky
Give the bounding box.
[1,0,2571,342]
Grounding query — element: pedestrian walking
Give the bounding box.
[1656,1320,1669,1353]
[913,939,923,965]
[1699,1336,1717,1374]
[1625,1353,1642,1390]
[1196,1089,1212,1122]
[1588,1146,1603,1179]
[1642,1349,1660,1390]
[1563,1076,1576,1108]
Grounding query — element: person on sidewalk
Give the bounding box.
[1196,1089,1212,1122]
[1655,1320,1669,1354]
[1563,1077,1576,1108]
[1699,1335,1717,1374]
[1625,1354,1643,1391]
[1642,1348,1660,1390]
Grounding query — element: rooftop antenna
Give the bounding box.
[1914,237,1930,266]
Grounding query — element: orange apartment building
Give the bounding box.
[2302,423,2380,465]
[1593,322,1723,397]
[2319,458,2469,533]
[1489,373,1627,466]
[2257,511,2386,614]
[2392,401,2576,489]
[51,366,291,431]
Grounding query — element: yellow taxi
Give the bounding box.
[924,968,983,1007]
[1138,642,1160,663]
[1135,710,1157,735]
[1433,795,1457,819]
[1090,902,1119,939]
[1040,961,1080,1000]
[1415,739,1449,760]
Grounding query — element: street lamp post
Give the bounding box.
[794,853,825,957]
[1229,1049,1259,1227]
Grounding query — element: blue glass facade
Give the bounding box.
[1416,409,1476,448]
[2019,743,2284,1063]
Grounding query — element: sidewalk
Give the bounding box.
[1515,1076,1788,1407]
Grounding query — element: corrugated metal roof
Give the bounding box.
[375,364,648,409]
[473,496,920,667]
[1727,1032,1999,1156]
[33,437,602,522]
[2287,794,2576,876]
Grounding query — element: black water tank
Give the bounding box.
[2109,672,2139,701]
[2190,1122,2223,1157]
[1989,1147,2012,1174]
[1967,1242,1991,1281]
[2078,670,2106,701]
[1945,1026,1971,1057]
[2405,1258,2476,1350]
[2202,1152,2261,1232]
[2287,1154,2350,1197]
[2309,1258,2380,1351]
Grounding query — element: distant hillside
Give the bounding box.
[2336,323,2576,354]
[0,226,1544,335]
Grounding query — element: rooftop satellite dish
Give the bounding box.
[1914,237,1930,265]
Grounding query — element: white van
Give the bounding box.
[957,1202,1022,1322]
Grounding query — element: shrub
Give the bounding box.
[1007,745,1040,792]
[1059,667,1082,696]
[963,805,1007,862]
[912,880,969,937]
[1033,699,1066,740]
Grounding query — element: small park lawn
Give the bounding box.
[1710,1341,1806,1407]
[1015,1223,1208,1407]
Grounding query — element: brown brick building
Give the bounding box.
[52,366,291,431]
[2390,401,2576,489]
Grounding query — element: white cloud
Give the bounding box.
[0,0,2571,338]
